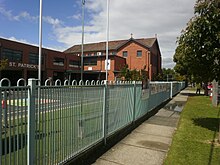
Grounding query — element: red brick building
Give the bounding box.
[65,37,162,81]
[0,36,162,85]
[0,38,81,85]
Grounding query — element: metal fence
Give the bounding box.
[0,78,185,165]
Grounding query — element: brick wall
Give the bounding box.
[118,42,149,70]
[0,38,80,82]
[83,55,126,81]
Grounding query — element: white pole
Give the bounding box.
[38,0,42,83]
[106,0,109,81]
[37,0,43,127]
[81,0,85,81]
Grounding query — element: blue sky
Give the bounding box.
[0,0,83,49]
[0,0,196,68]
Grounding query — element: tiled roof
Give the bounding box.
[64,38,156,54]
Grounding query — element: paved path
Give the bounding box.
[92,89,190,165]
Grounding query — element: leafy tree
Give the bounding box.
[120,64,131,80]
[174,0,220,82]
[0,59,8,71]
[153,68,185,81]
[119,65,148,81]
[0,59,8,80]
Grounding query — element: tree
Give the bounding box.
[0,59,8,71]
[154,68,185,81]
[174,0,220,82]
[0,59,8,79]
[119,65,148,81]
[120,64,131,80]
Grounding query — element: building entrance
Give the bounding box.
[1,70,22,86]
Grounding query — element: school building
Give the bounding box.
[0,38,81,85]
[65,36,162,81]
[0,36,162,85]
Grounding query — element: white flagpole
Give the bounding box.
[106,0,109,81]
[81,0,85,81]
[37,0,43,129]
[38,0,42,83]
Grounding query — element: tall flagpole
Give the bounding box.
[38,0,42,83]
[37,0,43,129]
[106,0,109,81]
[81,0,85,81]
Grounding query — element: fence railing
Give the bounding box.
[0,78,185,165]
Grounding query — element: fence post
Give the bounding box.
[0,88,2,162]
[2,91,8,127]
[212,80,218,107]
[132,81,136,123]
[102,80,107,145]
[0,78,11,128]
[170,82,173,99]
[27,79,36,165]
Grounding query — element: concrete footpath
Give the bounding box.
[92,89,190,165]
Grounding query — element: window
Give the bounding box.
[84,57,97,66]
[113,52,117,55]
[123,51,128,57]
[69,60,80,68]
[97,52,102,56]
[111,52,117,55]
[137,50,142,57]
[2,48,22,62]
[53,57,64,66]
[29,53,44,64]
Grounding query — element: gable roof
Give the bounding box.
[64,37,156,54]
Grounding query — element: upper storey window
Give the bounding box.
[137,50,142,57]
[29,53,44,64]
[53,57,64,66]
[2,48,22,62]
[84,57,97,66]
[123,51,128,57]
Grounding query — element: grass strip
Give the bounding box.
[164,95,220,165]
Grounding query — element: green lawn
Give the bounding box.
[164,95,220,165]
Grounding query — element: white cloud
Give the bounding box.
[0,6,37,22]
[13,11,37,21]
[162,57,175,69]
[0,6,62,27]
[0,6,12,20]
[50,0,196,69]
[0,35,62,52]
[69,14,81,20]
[7,36,28,43]
[0,35,38,46]
[1,0,197,68]
[43,16,62,28]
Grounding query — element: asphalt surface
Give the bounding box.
[92,89,190,165]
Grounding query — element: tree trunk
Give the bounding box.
[204,82,209,96]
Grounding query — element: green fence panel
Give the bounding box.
[34,85,104,165]
[106,84,134,135]
[0,86,29,165]
[148,83,171,111]
[134,84,149,119]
